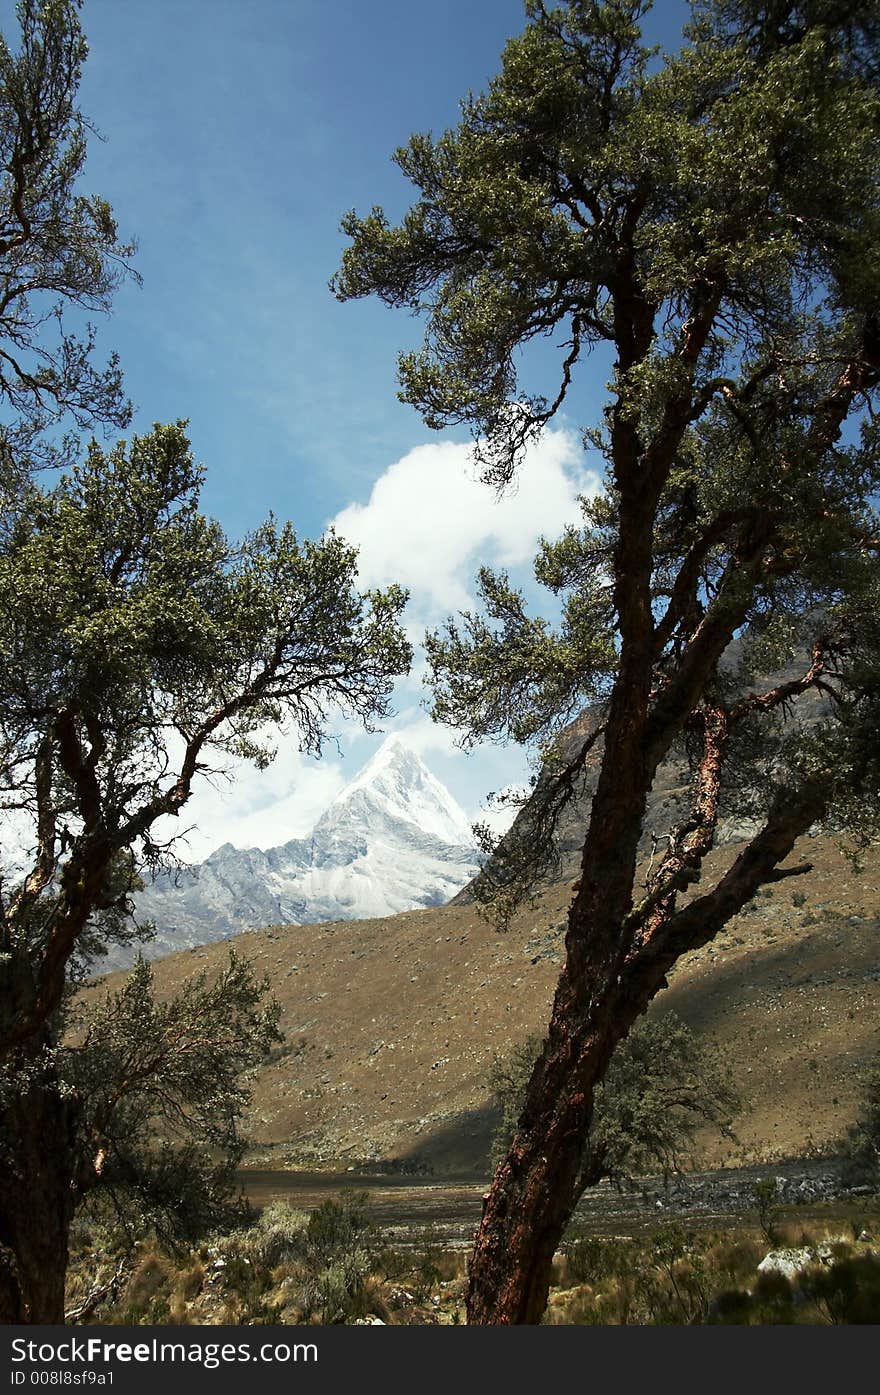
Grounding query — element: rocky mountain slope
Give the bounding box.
[455,639,828,906]
[125,737,481,968]
[89,830,880,1175]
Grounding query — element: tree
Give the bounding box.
[0,422,412,1322]
[839,1057,880,1188]
[0,0,136,496]
[488,1013,738,1183]
[334,0,880,1321]
[67,953,281,1242]
[40,949,280,1321]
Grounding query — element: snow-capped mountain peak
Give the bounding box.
[120,736,481,971]
[321,735,474,847]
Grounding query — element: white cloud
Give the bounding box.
[473,785,531,839]
[152,739,349,861]
[160,427,598,857]
[330,427,599,619]
[383,706,462,759]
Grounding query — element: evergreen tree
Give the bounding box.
[334,0,880,1321]
[0,0,136,496]
[840,1058,880,1187]
[488,1014,739,1185]
[66,953,282,1247]
[0,424,411,1321]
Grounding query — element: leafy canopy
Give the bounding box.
[335,0,880,923]
[488,1011,738,1183]
[4,950,282,1244]
[0,421,412,1040]
[0,0,136,493]
[335,0,880,1325]
[0,422,411,1313]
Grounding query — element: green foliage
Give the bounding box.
[486,1032,545,1167]
[488,1012,739,1179]
[0,422,410,1320]
[1,425,410,821]
[63,951,281,1244]
[0,0,137,492]
[551,1224,880,1325]
[753,1177,783,1245]
[252,1200,310,1268]
[564,1234,632,1288]
[265,1192,382,1324]
[800,1254,880,1324]
[407,1224,444,1302]
[304,1191,378,1268]
[334,0,880,915]
[592,1014,740,1183]
[839,1060,880,1188]
[0,421,411,1020]
[425,561,616,749]
[337,0,880,1322]
[336,0,880,472]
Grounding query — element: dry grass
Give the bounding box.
[82,832,880,1173]
[68,1194,880,1327]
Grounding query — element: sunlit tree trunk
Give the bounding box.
[466,780,823,1323]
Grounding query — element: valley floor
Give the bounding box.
[237,1156,873,1249]
[67,1165,880,1325]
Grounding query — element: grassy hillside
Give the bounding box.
[88,831,879,1175]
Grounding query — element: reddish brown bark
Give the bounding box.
[465,435,833,1323]
[465,779,825,1324]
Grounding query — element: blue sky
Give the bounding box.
[55,0,690,853]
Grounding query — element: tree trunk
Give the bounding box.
[464,534,660,1324]
[465,782,824,1323]
[0,1075,79,1323]
[465,964,641,1324]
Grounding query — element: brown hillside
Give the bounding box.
[89,832,879,1174]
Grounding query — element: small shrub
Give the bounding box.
[751,1268,796,1324]
[650,1225,711,1324]
[564,1235,630,1287]
[710,1287,754,1324]
[801,1254,880,1324]
[305,1191,377,1266]
[172,1260,205,1305]
[753,1178,783,1246]
[839,1062,880,1189]
[307,1247,373,1324]
[376,1246,410,1281]
[409,1226,443,1301]
[120,1250,173,1316]
[254,1201,308,1267]
[706,1235,763,1285]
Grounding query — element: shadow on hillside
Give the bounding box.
[661,921,879,1035]
[394,1103,499,1176]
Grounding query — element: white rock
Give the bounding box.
[757,1244,834,1280]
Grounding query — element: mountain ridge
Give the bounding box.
[123,737,481,970]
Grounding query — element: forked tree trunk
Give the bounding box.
[0,1074,79,1323]
[465,784,822,1323]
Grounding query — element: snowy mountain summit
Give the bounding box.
[125,736,480,968]
[321,734,474,848]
